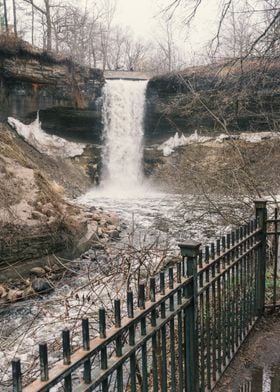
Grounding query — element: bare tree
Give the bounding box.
[2,0,8,32]
[98,0,117,70]
[106,25,126,70]
[11,0,17,36]
[123,35,148,71]
[156,17,178,73]
[262,0,280,56]
[217,2,255,59]
[22,0,53,51]
[164,0,280,59]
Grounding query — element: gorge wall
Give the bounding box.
[145,60,280,144]
[0,42,104,143]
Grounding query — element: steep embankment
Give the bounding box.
[0,124,118,281]
[145,60,280,144]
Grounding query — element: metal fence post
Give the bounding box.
[179,240,200,392]
[12,358,22,392]
[254,200,267,315]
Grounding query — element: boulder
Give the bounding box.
[0,285,7,298]
[97,227,104,237]
[42,203,55,217]
[107,224,117,231]
[105,213,120,225]
[31,211,48,221]
[91,242,105,250]
[108,230,120,240]
[32,278,52,293]
[30,267,46,277]
[90,213,102,221]
[88,249,96,260]
[96,255,108,264]
[7,289,24,301]
[23,286,35,298]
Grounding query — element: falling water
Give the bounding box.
[99,79,148,195]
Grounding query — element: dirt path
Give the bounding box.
[215,311,280,391]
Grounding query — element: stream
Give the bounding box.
[1,78,278,391]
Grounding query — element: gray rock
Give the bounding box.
[31,211,47,221]
[108,230,120,240]
[96,255,108,264]
[91,242,105,250]
[32,278,52,293]
[88,249,96,261]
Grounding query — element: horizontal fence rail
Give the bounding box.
[10,200,279,392]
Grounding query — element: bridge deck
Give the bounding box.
[104,71,152,80]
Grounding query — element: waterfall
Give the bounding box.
[100,79,147,196]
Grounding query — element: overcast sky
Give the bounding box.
[115,0,220,55]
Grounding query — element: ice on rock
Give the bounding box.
[8,114,86,158]
[158,130,213,156]
[159,130,280,156]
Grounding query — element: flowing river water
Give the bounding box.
[1,80,279,391]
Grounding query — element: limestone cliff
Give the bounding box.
[145,60,280,144]
[0,38,104,142]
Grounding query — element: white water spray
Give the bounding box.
[100,79,147,196]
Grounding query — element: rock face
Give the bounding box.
[145,61,280,144]
[0,231,70,266]
[0,45,104,142]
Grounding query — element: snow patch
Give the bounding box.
[240,131,280,143]
[158,131,213,156]
[159,130,280,156]
[8,114,86,158]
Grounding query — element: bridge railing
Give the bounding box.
[11,200,278,392]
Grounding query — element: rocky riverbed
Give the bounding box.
[0,187,235,388]
[0,205,121,305]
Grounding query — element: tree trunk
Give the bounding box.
[91,44,97,68]
[44,0,52,51]
[31,3,34,45]
[12,0,17,36]
[3,0,8,32]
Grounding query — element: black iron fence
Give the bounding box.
[266,202,280,310]
[10,200,279,391]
